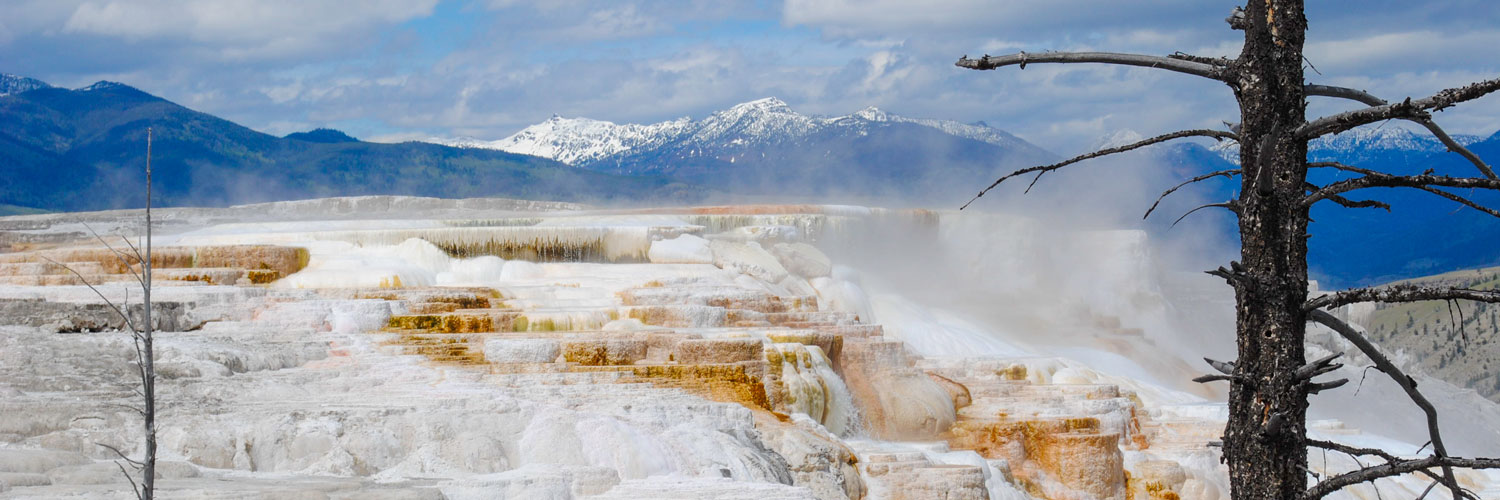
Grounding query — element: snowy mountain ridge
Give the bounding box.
[1092,129,1148,151]
[432,97,1039,167]
[440,115,694,166]
[1208,125,1484,164]
[78,81,130,92]
[0,73,53,96]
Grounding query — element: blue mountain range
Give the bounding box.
[0,74,695,212]
[2,72,1497,287]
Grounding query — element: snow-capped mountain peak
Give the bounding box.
[1209,124,1483,164]
[693,97,818,143]
[430,97,1047,167]
[434,114,692,166]
[852,106,889,122]
[726,96,791,113]
[0,73,53,97]
[1095,129,1146,150]
[79,81,127,92]
[1311,125,1480,153]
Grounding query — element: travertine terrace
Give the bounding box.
[0,196,1495,499]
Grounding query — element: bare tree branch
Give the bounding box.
[1307,439,1405,464]
[102,402,146,416]
[1305,181,1392,211]
[1414,119,1497,179]
[1144,169,1240,219]
[1416,480,1442,500]
[1225,6,1248,30]
[1307,438,1451,495]
[1206,261,1246,285]
[1303,453,1500,499]
[1023,171,1047,194]
[81,222,147,289]
[1169,51,1233,66]
[1302,163,1498,216]
[1172,201,1238,228]
[956,51,1228,81]
[1297,77,1500,140]
[1206,357,1237,375]
[113,459,143,500]
[1408,185,1500,218]
[1296,353,1344,381]
[127,322,149,398]
[960,129,1238,209]
[1306,310,1485,498]
[1307,284,1500,311]
[1323,194,1390,211]
[1308,161,1379,176]
[1304,173,1500,215]
[38,256,142,337]
[96,442,144,468]
[954,10,1500,499]
[1305,84,1386,107]
[1193,357,1241,384]
[118,234,148,268]
[1306,84,1496,178]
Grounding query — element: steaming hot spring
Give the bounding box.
[0,196,1496,499]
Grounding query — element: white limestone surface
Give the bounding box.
[2,203,1498,500]
[648,234,714,264]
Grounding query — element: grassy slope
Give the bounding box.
[1359,267,1500,401]
[0,204,48,216]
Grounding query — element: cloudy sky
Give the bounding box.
[4,0,1498,153]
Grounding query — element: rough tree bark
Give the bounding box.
[955,1,1500,498]
[1221,2,1312,498]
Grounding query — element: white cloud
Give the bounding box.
[1306,68,1500,141]
[554,4,667,40]
[260,120,314,137]
[260,81,302,104]
[485,0,761,43]
[364,131,432,144]
[782,0,1217,40]
[857,50,912,93]
[6,0,1498,159]
[1304,30,1500,74]
[59,0,436,60]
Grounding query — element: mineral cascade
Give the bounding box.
[0,196,1495,499]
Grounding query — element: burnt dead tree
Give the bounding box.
[955,1,1500,499]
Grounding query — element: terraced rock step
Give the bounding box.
[0,244,309,286]
[8,201,1472,500]
[373,268,1201,500]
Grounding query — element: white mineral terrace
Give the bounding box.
[0,198,1496,499]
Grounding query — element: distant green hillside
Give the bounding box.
[0,204,48,216]
[0,81,701,211]
[285,128,359,143]
[1358,267,1500,401]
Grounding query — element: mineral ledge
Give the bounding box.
[0,196,1494,499]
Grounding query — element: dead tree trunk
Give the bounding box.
[955,1,1500,498]
[47,127,158,499]
[1222,2,1312,498]
[141,126,156,500]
